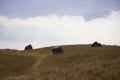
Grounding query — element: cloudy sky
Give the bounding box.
[0,0,120,49]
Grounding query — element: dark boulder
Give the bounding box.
[24,44,33,50]
[52,46,63,54]
[91,41,102,47]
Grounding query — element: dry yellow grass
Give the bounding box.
[0,45,120,80]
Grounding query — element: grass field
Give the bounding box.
[0,45,120,80]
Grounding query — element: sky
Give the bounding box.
[0,0,120,50]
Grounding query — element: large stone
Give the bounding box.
[24,44,33,50]
[52,46,63,54]
[91,41,102,47]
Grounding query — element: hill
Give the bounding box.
[0,45,120,80]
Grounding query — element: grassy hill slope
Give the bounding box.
[0,45,120,80]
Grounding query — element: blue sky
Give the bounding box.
[0,0,120,49]
[0,0,120,20]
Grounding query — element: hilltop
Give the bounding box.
[0,45,120,80]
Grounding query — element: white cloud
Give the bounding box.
[0,11,120,49]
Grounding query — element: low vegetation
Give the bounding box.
[0,45,120,80]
